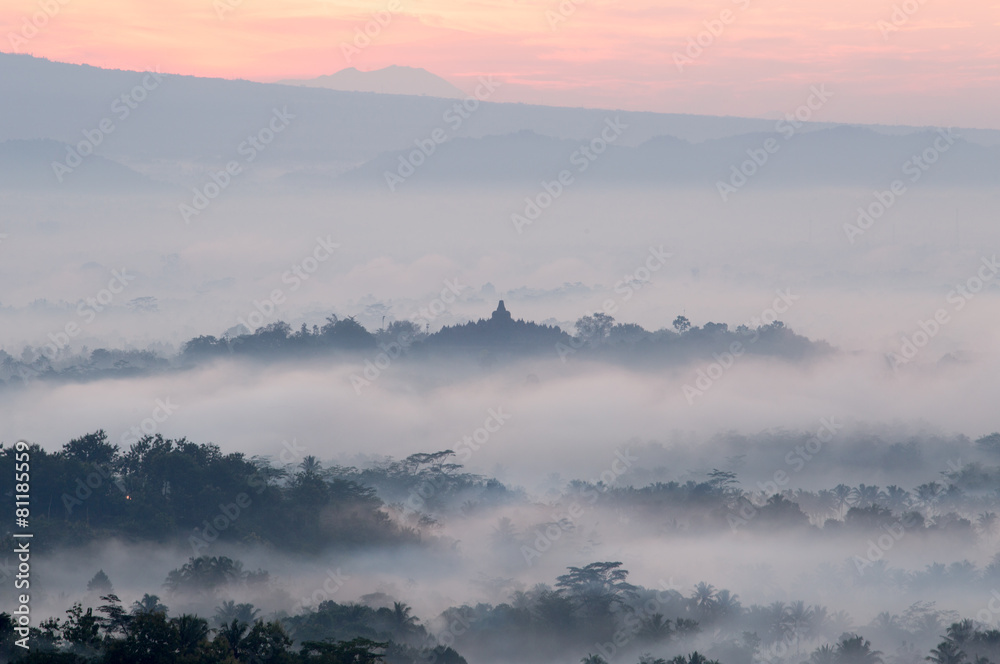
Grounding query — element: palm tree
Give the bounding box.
[391,602,420,636]
[299,455,323,476]
[807,606,830,640]
[131,593,167,615]
[810,645,838,664]
[926,641,966,664]
[853,485,883,509]
[977,513,998,545]
[787,601,813,655]
[835,634,883,664]
[218,618,249,660]
[869,612,902,636]
[692,582,718,617]
[214,600,259,627]
[765,601,792,645]
[637,614,673,642]
[714,590,741,621]
[915,482,943,510]
[828,610,854,636]
[687,653,717,664]
[884,486,911,514]
[813,490,839,520]
[832,485,853,517]
[945,620,975,648]
[173,614,210,654]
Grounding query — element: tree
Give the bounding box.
[832,484,853,517]
[214,600,260,627]
[242,620,293,664]
[835,634,883,664]
[637,614,673,643]
[164,556,265,595]
[915,482,943,507]
[945,620,976,648]
[173,614,211,656]
[575,313,615,346]
[707,470,739,494]
[217,618,250,660]
[977,513,998,544]
[787,601,813,655]
[63,430,118,466]
[811,645,839,664]
[102,610,177,664]
[132,593,168,616]
[555,562,639,618]
[691,582,717,616]
[320,314,376,349]
[97,594,130,638]
[673,316,691,333]
[390,602,420,638]
[87,570,114,594]
[61,603,102,655]
[927,641,966,664]
[300,637,388,663]
[884,486,911,514]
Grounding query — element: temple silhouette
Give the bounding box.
[425,300,568,351]
[490,300,513,324]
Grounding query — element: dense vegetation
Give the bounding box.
[0,432,529,551]
[5,428,1000,663]
[0,303,830,387]
[1,559,995,664]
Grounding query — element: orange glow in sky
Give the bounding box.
[2,0,999,128]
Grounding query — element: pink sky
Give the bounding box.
[3,0,999,128]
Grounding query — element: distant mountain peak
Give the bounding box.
[276,65,466,99]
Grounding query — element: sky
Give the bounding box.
[2,0,1000,127]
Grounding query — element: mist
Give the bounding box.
[2,51,999,664]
